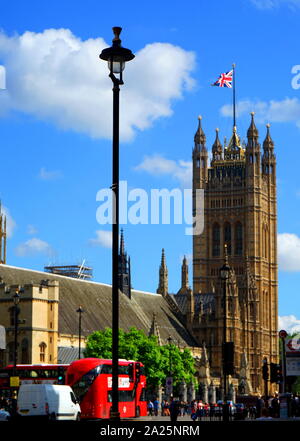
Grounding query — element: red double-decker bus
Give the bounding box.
[65,358,147,419]
[0,364,68,398]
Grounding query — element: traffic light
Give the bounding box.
[270,363,282,384]
[223,342,234,375]
[57,366,65,385]
[262,360,269,381]
[135,362,141,382]
[128,362,134,382]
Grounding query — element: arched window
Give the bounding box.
[224,222,231,255]
[39,342,47,363]
[212,223,220,257]
[21,338,29,364]
[235,222,243,255]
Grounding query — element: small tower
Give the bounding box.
[211,128,223,163]
[246,112,261,178]
[0,204,7,264]
[157,248,168,297]
[118,229,131,299]
[262,123,276,182]
[149,313,162,346]
[193,116,208,188]
[177,255,190,295]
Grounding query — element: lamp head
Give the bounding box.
[100,27,135,76]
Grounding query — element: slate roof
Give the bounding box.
[170,293,216,315]
[0,264,198,348]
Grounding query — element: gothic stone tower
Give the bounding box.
[192,114,278,394]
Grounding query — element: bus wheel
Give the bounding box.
[135,406,140,418]
[76,413,81,421]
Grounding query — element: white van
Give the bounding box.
[17,384,81,420]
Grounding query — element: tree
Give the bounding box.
[84,327,196,390]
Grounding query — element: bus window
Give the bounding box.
[107,389,135,402]
[140,388,147,402]
[72,365,102,402]
[101,365,130,375]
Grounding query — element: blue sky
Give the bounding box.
[1,0,300,332]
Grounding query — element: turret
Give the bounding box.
[193,116,208,187]
[262,124,276,181]
[157,248,168,297]
[118,229,131,299]
[211,128,223,163]
[246,112,261,177]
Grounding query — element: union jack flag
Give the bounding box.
[212,70,233,88]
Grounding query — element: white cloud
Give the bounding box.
[0,29,196,141]
[278,315,300,334]
[135,154,192,187]
[278,233,300,271]
[89,230,112,248]
[27,224,38,235]
[250,0,300,9]
[39,167,62,180]
[15,237,53,257]
[220,97,300,128]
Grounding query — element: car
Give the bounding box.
[17,384,81,420]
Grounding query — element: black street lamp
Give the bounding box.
[220,247,230,422]
[99,27,134,421]
[76,306,84,359]
[13,290,20,376]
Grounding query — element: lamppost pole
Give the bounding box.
[13,290,20,376]
[100,27,134,421]
[76,306,84,359]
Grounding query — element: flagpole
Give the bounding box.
[232,63,236,128]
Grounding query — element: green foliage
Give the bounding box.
[84,327,196,388]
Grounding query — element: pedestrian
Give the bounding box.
[271,392,280,418]
[255,394,264,418]
[147,400,154,416]
[169,397,180,422]
[153,397,159,416]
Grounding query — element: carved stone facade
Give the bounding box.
[189,114,278,395]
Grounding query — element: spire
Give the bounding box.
[177,255,189,294]
[118,229,131,298]
[157,248,168,296]
[224,126,245,161]
[194,115,206,149]
[247,112,259,139]
[263,123,274,149]
[120,228,125,256]
[212,128,223,161]
[149,312,162,346]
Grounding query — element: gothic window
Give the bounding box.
[224,222,231,254]
[212,223,220,257]
[235,222,243,255]
[39,342,47,363]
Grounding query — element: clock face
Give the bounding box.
[240,368,246,378]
